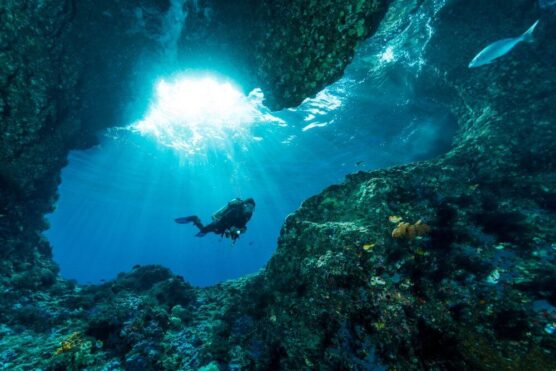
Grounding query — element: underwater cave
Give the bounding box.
[46,52,458,287]
[1,0,555,369]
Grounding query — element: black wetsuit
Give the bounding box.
[175,198,255,241]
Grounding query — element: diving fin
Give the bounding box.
[175,216,195,224]
[175,215,205,230]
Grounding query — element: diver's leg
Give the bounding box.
[175,216,204,231]
[198,223,218,237]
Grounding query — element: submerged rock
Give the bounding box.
[177,0,389,109]
[0,0,555,369]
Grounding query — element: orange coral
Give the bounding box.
[414,220,431,235]
[392,219,430,240]
[392,222,410,238]
[55,332,82,355]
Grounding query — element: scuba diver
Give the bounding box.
[175,198,255,242]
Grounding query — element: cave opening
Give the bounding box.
[40,0,459,287]
[45,57,458,287]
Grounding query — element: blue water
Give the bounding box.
[46,4,457,287]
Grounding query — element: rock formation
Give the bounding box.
[1,0,555,369]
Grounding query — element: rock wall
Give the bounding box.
[1,0,555,369]
[240,0,556,368]
[0,0,175,293]
[177,0,389,109]
[0,1,81,292]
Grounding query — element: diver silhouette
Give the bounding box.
[175,198,255,242]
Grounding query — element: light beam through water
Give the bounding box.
[133,74,284,154]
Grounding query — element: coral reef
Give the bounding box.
[391,219,431,239]
[1,0,556,369]
[55,332,84,355]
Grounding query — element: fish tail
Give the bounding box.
[521,19,539,43]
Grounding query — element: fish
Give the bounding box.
[468,20,539,68]
[388,215,403,223]
[370,276,386,286]
[539,0,556,10]
[362,243,375,251]
[544,322,556,335]
[486,268,501,284]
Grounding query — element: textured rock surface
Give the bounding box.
[0,0,81,295]
[1,0,556,369]
[251,0,388,109]
[243,1,556,367]
[0,0,176,294]
[177,0,389,109]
